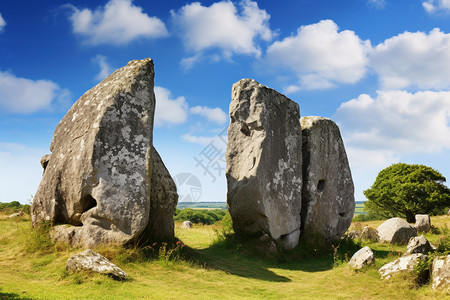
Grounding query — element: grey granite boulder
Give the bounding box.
[348,246,375,269]
[66,249,128,280]
[404,235,434,255]
[226,79,302,250]
[377,217,417,244]
[415,214,431,233]
[32,58,178,247]
[180,220,193,229]
[431,255,450,291]
[300,116,355,242]
[379,253,428,280]
[360,226,379,242]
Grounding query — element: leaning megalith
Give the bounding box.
[300,116,355,242]
[32,58,178,247]
[226,79,302,250]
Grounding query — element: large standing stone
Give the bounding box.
[32,58,176,247]
[415,214,431,233]
[226,79,302,250]
[377,218,417,244]
[379,253,428,280]
[66,249,128,281]
[300,117,355,242]
[431,255,450,291]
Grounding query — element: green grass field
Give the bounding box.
[0,213,448,299]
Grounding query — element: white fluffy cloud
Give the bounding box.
[334,90,450,153]
[0,13,6,32]
[266,20,371,90]
[67,0,168,45]
[335,90,450,201]
[423,0,450,13]
[171,0,273,60]
[0,71,69,114]
[154,86,189,127]
[371,28,450,90]
[190,106,227,124]
[93,55,114,81]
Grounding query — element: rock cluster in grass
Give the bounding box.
[226,79,354,250]
[32,58,178,248]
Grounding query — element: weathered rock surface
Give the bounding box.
[404,235,434,255]
[377,217,417,244]
[66,249,128,280]
[349,246,375,269]
[360,226,379,242]
[379,253,428,280]
[139,147,178,243]
[415,214,431,233]
[32,58,177,247]
[226,79,302,250]
[180,220,193,229]
[300,117,355,242]
[431,255,450,291]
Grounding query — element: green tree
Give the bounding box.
[364,163,450,223]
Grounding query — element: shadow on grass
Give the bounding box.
[0,291,34,300]
[183,235,361,282]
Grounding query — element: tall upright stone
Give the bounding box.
[226,79,302,250]
[300,116,355,242]
[31,58,176,247]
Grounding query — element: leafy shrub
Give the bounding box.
[0,201,31,214]
[353,213,385,222]
[174,208,227,225]
[364,163,450,222]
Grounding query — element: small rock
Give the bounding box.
[404,235,434,255]
[8,211,24,218]
[360,226,379,242]
[256,233,278,255]
[344,230,360,240]
[415,214,431,233]
[377,217,417,244]
[349,246,375,269]
[431,255,450,291]
[379,253,427,280]
[180,221,193,229]
[66,249,128,281]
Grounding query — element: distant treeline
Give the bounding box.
[0,201,30,214]
[177,202,228,210]
[174,208,229,225]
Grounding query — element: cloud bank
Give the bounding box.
[266,20,371,90]
[0,71,69,114]
[67,0,168,45]
[171,0,273,61]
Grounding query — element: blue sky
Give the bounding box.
[1,0,450,204]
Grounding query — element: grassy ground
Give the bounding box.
[0,214,448,299]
